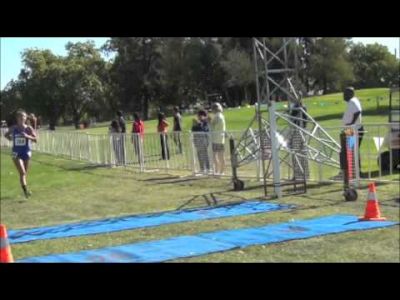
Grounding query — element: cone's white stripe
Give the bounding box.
[367,191,378,201]
[0,237,10,249]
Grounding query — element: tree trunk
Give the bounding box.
[305,75,310,93]
[48,105,58,131]
[322,77,328,95]
[142,94,150,120]
[49,113,56,131]
[223,88,230,106]
[73,109,81,129]
[227,88,235,107]
[244,86,248,104]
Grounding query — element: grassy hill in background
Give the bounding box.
[58,88,391,134]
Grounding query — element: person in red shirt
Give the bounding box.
[157,112,170,160]
[132,113,144,164]
[132,113,144,137]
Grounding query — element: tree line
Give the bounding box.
[1,37,398,129]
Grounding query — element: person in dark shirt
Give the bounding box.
[290,99,308,129]
[115,110,126,165]
[192,109,210,174]
[116,110,126,133]
[109,119,124,166]
[172,106,183,154]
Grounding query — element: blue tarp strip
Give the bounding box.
[19,214,397,263]
[9,201,292,244]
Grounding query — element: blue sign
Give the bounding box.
[347,136,356,149]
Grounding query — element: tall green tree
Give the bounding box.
[221,48,254,106]
[181,38,224,103]
[298,37,316,93]
[158,38,187,107]
[0,80,25,121]
[308,38,354,94]
[104,37,163,119]
[64,41,107,128]
[19,49,67,129]
[349,42,399,89]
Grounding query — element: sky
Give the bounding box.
[1,37,399,90]
[0,37,110,90]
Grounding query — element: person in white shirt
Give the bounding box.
[210,102,226,176]
[341,87,364,175]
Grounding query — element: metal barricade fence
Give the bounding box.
[314,123,399,183]
[1,124,398,183]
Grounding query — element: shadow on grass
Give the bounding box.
[31,157,138,180]
[380,200,400,208]
[137,175,204,185]
[175,182,346,215]
[229,181,334,195]
[156,177,206,185]
[281,196,344,214]
[31,156,105,172]
[176,191,249,210]
[64,164,109,172]
[0,196,27,204]
[313,107,390,123]
[361,170,400,180]
[141,176,181,182]
[0,196,17,201]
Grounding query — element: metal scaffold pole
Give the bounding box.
[231,37,341,198]
[253,38,268,197]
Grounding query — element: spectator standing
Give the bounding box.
[192,109,210,174]
[172,106,183,154]
[109,119,124,166]
[210,102,226,176]
[132,112,145,164]
[116,110,126,165]
[157,112,170,160]
[340,87,363,175]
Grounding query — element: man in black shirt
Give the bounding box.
[116,110,126,133]
[115,110,126,165]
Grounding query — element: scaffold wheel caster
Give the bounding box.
[233,179,244,191]
[344,188,358,201]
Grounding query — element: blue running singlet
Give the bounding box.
[12,126,32,160]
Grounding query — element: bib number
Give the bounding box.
[15,137,26,146]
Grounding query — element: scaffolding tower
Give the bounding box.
[231,37,341,198]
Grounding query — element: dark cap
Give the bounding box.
[197,109,207,117]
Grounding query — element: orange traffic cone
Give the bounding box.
[0,224,14,263]
[359,183,386,221]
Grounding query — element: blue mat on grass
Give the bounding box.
[19,214,397,263]
[9,201,291,244]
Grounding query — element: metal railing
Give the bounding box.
[1,123,398,183]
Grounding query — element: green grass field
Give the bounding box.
[1,151,399,262]
[53,88,398,181]
[1,88,399,262]
[59,88,393,134]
